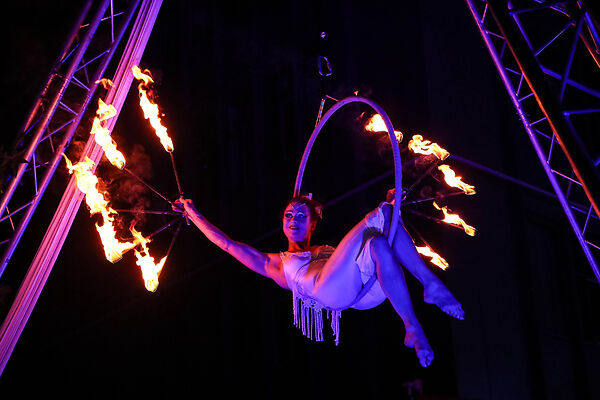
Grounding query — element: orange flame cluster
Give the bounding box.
[131,65,174,152]
[415,245,449,270]
[64,154,168,291]
[364,114,403,142]
[433,202,476,236]
[408,135,449,160]
[131,227,166,292]
[438,164,476,195]
[90,99,126,169]
[63,155,142,262]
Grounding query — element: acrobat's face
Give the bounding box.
[283,202,316,243]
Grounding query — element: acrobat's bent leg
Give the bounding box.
[369,234,433,367]
[390,219,464,320]
[309,217,373,309]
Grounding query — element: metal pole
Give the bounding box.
[113,209,181,216]
[123,166,173,204]
[169,152,184,198]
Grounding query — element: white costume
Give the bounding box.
[280,203,389,344]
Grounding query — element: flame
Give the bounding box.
[64,155,114,216]
[95,78,113,89]
[130,225,166,292]
[132,65,154,86]
[90,99,126,169]
[63,154,141,263]
[134,251,167,292]
[129,224,151,249]
[364,114,403,142]
[132,65,174,152]
[438,164,475,195]
[416,245,449,270]
[96,98,116,120]
[64,154,166,289]
[95,221,139,263]
[433,202,476,236]
[408,135,449,160]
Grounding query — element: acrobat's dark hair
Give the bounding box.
[284,194,324,221]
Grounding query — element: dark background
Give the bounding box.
[0,1,599,398]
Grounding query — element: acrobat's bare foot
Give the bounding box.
[424,281,465,320]
[404,326,434,368]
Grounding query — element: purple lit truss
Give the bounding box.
[465,0,600,284]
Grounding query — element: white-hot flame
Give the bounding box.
[64,154,167,290]
[134,251,167,292]
[364,114,403,142]
[433,201,476,236]
[95,221,139,263]
[131,225,166,292]
[90,99,126,170]
[408,135,449,160]
[438,164,475,195]
[416,245,449,270]
[132,65,174,152]
[64,155,142,262]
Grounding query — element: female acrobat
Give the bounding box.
[175,190,463,367]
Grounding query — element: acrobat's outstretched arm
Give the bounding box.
[175,198,287,287]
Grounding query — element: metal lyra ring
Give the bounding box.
[293,96,402,244]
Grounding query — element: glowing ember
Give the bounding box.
[433,201,476,236]
[63,155,140,263]
[130,225,166,292]
[416,245,449,270]
[90,99,126,169]
[95,78,114,89]
[364,114,403,142]
[438,164,476,195]
[132,65,174,152]
[408,135,449,160]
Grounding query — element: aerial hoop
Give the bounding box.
[293,96,402,244]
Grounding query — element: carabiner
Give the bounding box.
[318,56,333,77]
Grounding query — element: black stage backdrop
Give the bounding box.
[0,1,598,399]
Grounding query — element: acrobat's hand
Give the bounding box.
[386,188,396,204]
[172,199,184,213]
[172,197,195,214]
[173,198,197,226]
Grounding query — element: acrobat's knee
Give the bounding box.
[369,234,392,259]
[379,202,400,234]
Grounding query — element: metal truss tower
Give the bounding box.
[465,0,600,283]
[0,0,163,374]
